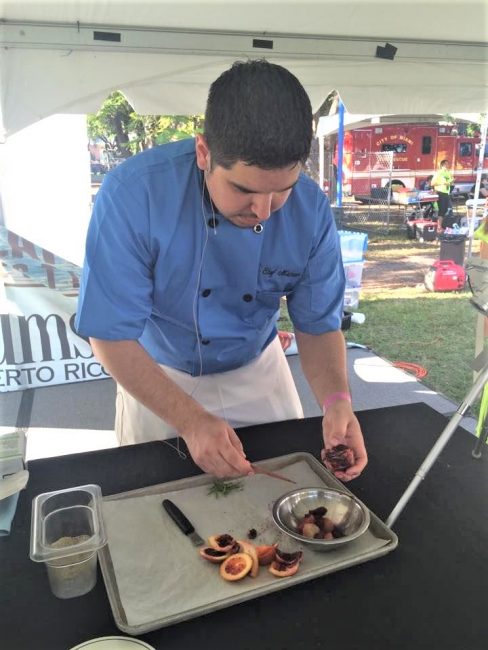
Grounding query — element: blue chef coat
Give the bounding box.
[76,139,345,376]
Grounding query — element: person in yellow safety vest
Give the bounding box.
[431,159,454,231]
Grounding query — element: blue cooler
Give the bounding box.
[338,230,368,263]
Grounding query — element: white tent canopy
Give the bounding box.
[1,0,487,137]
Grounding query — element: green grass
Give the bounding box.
[280,289,478,408]
[344,288,477,405]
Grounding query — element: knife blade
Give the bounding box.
[250,464,297,484]
[162,499,205,546]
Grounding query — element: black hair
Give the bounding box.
[204,59,313,169]
[440,159,449,166]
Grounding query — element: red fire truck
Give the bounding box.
[338,122,487,199]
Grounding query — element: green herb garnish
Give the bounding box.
[207,479,243,498]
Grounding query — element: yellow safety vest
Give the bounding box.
[432,168,454,194]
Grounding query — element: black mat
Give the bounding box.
[1,403,487,650]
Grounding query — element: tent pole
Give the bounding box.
[386,360,488,528]
[336,101,344,208]
[318,135,325,194]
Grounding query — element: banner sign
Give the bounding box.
[0,225,109,392]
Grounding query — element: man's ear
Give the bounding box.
[195,134,211,172]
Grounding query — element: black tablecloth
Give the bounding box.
[1,403,487,650]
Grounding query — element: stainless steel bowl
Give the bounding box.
[272,487,370,551]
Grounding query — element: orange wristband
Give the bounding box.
[323,392,351,412]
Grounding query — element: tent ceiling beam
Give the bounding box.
[1,21,486,64]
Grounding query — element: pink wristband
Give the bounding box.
[322,391,351,411]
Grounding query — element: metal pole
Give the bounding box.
[386,361,488,528]
[336,100,344,208]
[319,134,325,194]
[386,151,393,231]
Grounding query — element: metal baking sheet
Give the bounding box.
[98,452,398,635]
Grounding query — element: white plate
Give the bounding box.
[70,637,155,650]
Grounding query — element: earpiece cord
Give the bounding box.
[148,169,216,460]
[192,171,211,381]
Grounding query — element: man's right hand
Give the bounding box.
[180,412,253,478]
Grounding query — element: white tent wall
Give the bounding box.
[0,0,487,138]
[0,114,91,265]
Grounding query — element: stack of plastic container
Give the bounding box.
[338,230,368,310]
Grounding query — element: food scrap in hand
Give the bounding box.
[323,444,354,472]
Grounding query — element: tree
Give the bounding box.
[87,91,204,158]
[465,115,484,138]
[87,92,133,157]
[128,113,204,152]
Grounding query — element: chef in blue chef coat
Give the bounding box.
[76,60,368,481]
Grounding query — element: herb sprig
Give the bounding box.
[207,479,244,498]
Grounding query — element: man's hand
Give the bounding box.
[293,329,368,481]
[320,400,367,482]
[89,338,253,478]
[181,412,253,478]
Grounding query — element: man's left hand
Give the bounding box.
[321,400,368,482]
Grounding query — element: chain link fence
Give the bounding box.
[338,151,394,229]
[306,142,404,231]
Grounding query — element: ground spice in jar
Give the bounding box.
[48,535,92,571]
[46,534,97,598]
[50,535,90,555]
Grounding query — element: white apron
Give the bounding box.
[115,337,304,445]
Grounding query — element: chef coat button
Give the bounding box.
[201,339,210,345]
[242,293,254,302]
[202,289,212,297]
[207,217,219,228]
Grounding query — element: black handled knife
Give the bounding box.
[162,499,205,546]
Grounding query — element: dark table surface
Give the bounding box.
[2,403,487,650]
